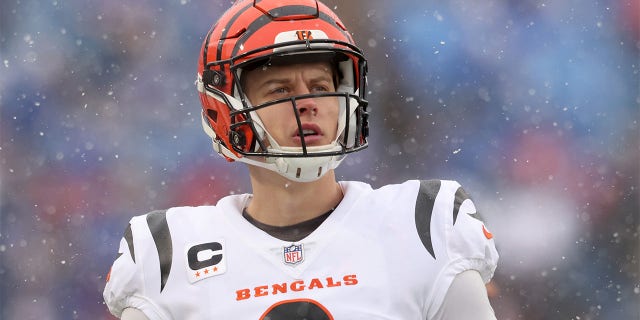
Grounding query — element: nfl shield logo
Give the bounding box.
[283,243,304,265]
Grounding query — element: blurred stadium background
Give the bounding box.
[1,0,638,318]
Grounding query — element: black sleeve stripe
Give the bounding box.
[146,210,172,292]
[123,223,135,263]
[415,179,441,259]
[453,186,487,224]
[453,187,471,225]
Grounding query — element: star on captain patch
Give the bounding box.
[283,243,304,265]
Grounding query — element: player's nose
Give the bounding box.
[293,84,318,117]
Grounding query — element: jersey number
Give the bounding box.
[260,299,333,320]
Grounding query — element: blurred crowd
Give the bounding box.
[1,0,638,319]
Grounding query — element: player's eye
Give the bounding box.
[310,81,334,93]
[311,85,328,92]
[268,87,289,96]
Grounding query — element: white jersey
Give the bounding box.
[104,180,498,319]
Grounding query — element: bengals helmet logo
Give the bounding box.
[295,30,313,40]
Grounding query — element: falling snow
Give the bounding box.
[0,0,638,319]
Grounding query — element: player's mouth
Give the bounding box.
[292,123,324,145]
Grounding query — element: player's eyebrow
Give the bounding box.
[255,72,333,91]
[257,77,291,88]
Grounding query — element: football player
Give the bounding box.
[104,0,499,319]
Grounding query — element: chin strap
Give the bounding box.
[269,145,346,182]
[202,112,344,182]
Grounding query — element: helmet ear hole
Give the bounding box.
[207,109,218,123]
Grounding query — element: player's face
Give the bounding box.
[243,61,340,148]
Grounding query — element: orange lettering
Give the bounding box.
[236,288,250,300]
[326,277,342,287]
[290,280,305,291]
[343,274,358,286]
[234,273,359,301]
[254,285,269,297]
[308,278,324,290]
[272,283,287,295]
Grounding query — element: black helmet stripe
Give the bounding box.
[216,1,254,63]
[201,1,254,68]
[202,26,215,68]
[267,3,318,19]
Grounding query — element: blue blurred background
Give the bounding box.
[1,0,638,319]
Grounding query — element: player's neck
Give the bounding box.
[246,167,343,227]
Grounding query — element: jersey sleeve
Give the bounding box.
[103,214,169,320]
[444,181,498,282]
[418,179,499,319]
